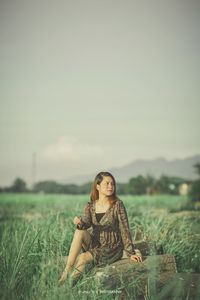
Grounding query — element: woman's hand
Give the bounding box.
[73,216,81,225]
[58,269,68,284]
[130,254,142,262]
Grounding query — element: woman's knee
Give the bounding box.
[77,253,87,266]
[78,252,93,265]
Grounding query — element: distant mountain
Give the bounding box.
[64,154,200,184]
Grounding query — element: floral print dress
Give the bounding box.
[77,198,136,267]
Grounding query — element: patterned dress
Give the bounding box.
[77,198,136,267]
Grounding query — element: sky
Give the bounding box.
[0,0,199,186]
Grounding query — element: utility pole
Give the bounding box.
[31,152,37,189]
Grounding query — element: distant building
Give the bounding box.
[178,183,192,196]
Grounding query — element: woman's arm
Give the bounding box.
[76,202,92,230]
[117,200,136,256]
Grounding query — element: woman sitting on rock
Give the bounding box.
[59,171,142,284]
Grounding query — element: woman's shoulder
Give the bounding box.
[85,201,95,209]
[82,201,94,214]
[114,197,124,207]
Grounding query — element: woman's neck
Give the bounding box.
[97,195,110,205]
[95,195,110,213]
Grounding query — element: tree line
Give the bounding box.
[0,163,199,200]
[0,174,194,196]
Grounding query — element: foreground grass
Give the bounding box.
[0,194,200,299]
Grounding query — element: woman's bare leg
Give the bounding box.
[72,251,93,278]
[59,229,91,283]
[66,229,91,270]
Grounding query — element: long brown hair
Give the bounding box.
[90,171,118,205]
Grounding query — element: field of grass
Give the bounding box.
[0,193,200,299]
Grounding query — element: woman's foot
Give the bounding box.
[69,272,83,287]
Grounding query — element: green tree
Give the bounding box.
[155,175,182,195]
[11,178,27,193]
[33,181,63,193]
[189,162,200,203]
[116,183,129,195]
[194,163,200,176]
[78,182,92,194]
[128,175,147,195]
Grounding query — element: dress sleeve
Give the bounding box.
[76,202,92,230]
[117,200,136,256]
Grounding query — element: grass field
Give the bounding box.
[0,193,200,299]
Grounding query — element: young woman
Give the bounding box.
[59,171,142,284]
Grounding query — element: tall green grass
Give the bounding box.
[0,194,199,299]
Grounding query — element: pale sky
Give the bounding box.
[0,0,199,186]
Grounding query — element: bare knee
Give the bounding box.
[78,252,87,265]
[78,252,93,265]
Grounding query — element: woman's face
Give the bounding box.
[96,176,115,196]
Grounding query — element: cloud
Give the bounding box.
[42,136,103,162]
